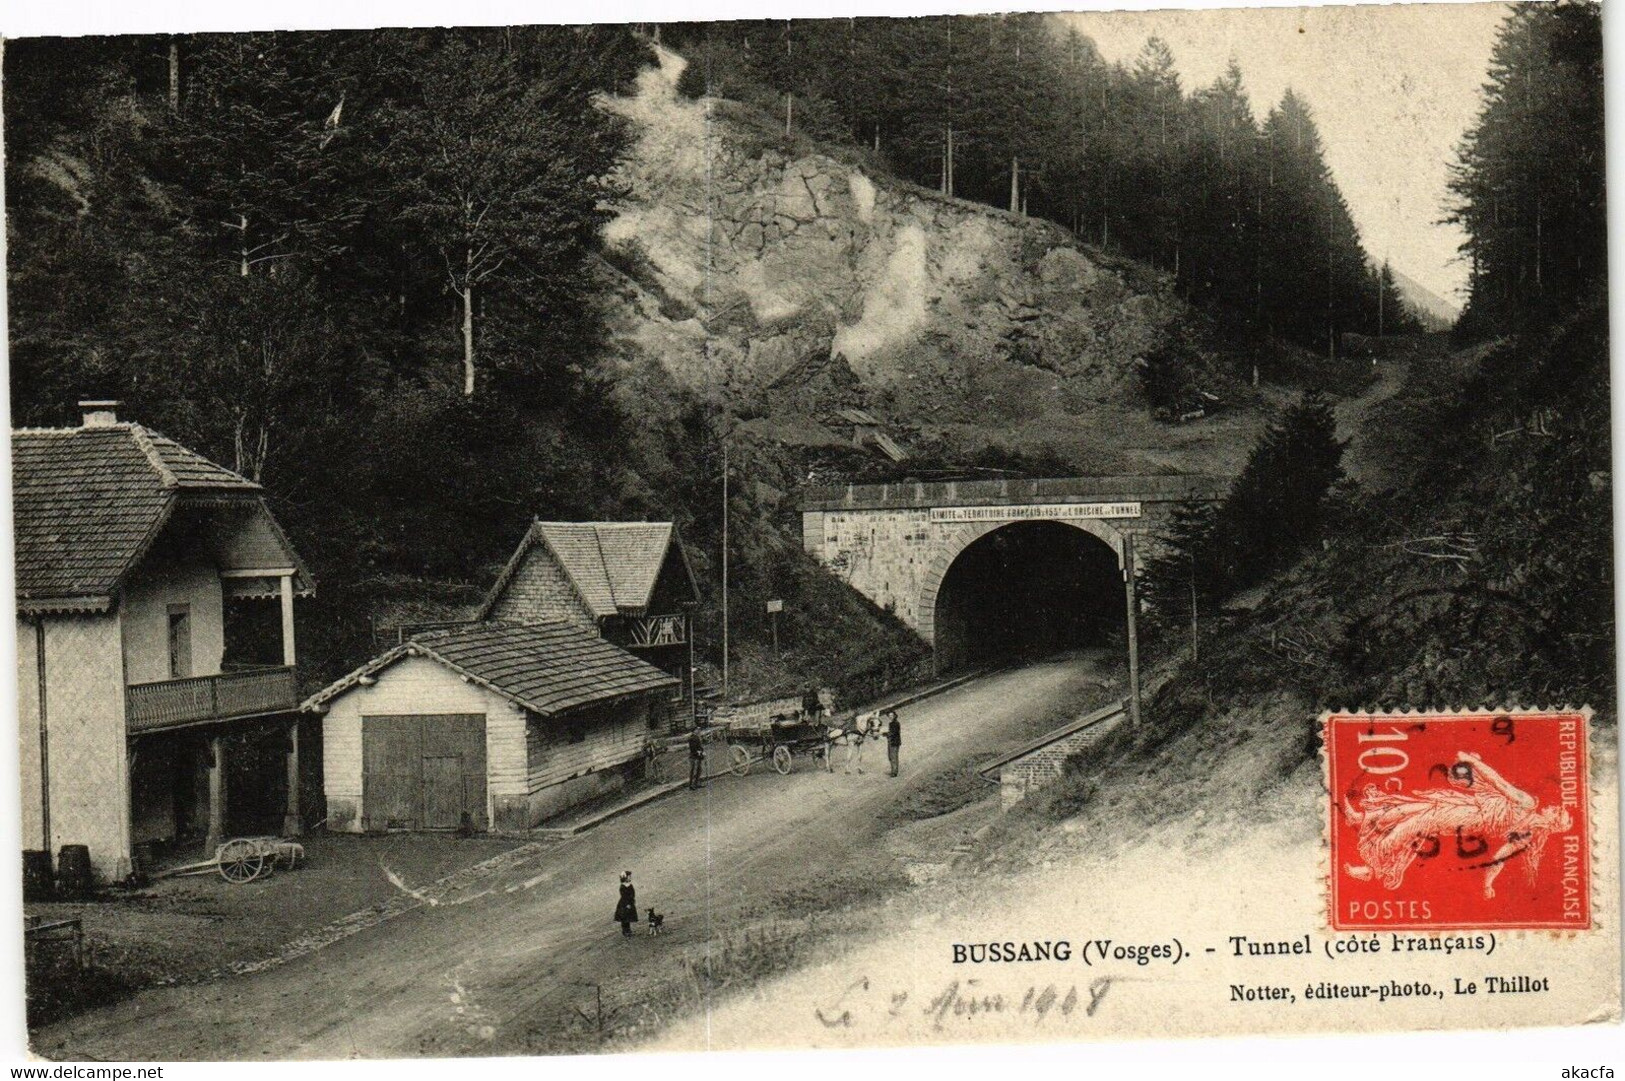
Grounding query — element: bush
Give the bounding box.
[1142,391,1344,621]
[1139,333,1205,415]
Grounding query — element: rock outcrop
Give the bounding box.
[599,47,1185,428]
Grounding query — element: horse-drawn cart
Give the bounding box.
[725,715,833,776]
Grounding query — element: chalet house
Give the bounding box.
[15,402,313,882]
[476,521,699,720]
[305,621,678,831]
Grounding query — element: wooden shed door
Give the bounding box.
[362,715,487,831]
[422,756,464,830]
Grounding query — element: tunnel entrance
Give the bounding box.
[933,521,1124,672]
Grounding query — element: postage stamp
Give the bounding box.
[1324,710,1591,931]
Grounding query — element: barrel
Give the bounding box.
[131,842,155,886]
[21,850,53,901]
[56,844,93,899]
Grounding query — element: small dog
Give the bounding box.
[646,908,665,936]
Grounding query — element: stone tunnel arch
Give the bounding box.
[918,519,1127,672]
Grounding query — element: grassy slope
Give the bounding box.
[1177,303,1611,715]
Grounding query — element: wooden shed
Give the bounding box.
[304,620,678,832]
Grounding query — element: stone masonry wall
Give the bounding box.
[1000,707,1128,810]
[803,500,1188,644]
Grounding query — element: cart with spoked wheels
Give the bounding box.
[157,836,306,884]
[726,714,833,776]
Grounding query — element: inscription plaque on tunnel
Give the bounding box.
[1324,711,1590,931]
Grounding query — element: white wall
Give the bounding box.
[18,617,42,853]
[16,613,131,880]
[511,697,664,826]
[320,653,660,831]
[120,552,225,685]
[522,700,652,795]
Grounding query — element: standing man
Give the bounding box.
[885,710,902,778]
[688,726,705,790]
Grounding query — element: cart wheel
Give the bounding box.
[218,840,265,884]
[729,744,751,777]
[772,746,793,775]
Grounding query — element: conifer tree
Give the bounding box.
[1258,91,1370,353]
[1448,1,1604,337]
[1185,60,1261,322]
[1143,392,1344,622]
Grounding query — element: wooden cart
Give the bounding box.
[158,836,306,884]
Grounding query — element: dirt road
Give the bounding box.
[35,653,1117,1061]
[1334,357,1410,488]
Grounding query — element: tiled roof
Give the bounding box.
[582,523,674,610]
[11,423,301,612]
[140,428,261,490]
[479,521,694,620]
[539,522,618,615]
[302,620,678,717]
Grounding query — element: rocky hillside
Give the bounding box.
[597,47,1205,453]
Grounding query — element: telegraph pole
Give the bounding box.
[686,602,697,730]
[1124,533,1142,728]
[721,440,729,697]
[1189,550,1199,663]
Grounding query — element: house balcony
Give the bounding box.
[126,665,299,735]
[627,614,687,648]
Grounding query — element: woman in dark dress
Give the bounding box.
[614,871,637,937]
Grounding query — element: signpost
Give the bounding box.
[766,599,783,655]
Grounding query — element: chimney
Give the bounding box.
[78,400,122,427]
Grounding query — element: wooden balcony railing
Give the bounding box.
[126,666,299,734]
[628,614,686,648]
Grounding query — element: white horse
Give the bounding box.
[829,711,882,774]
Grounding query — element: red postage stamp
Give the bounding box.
[1324,710,1591,931]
